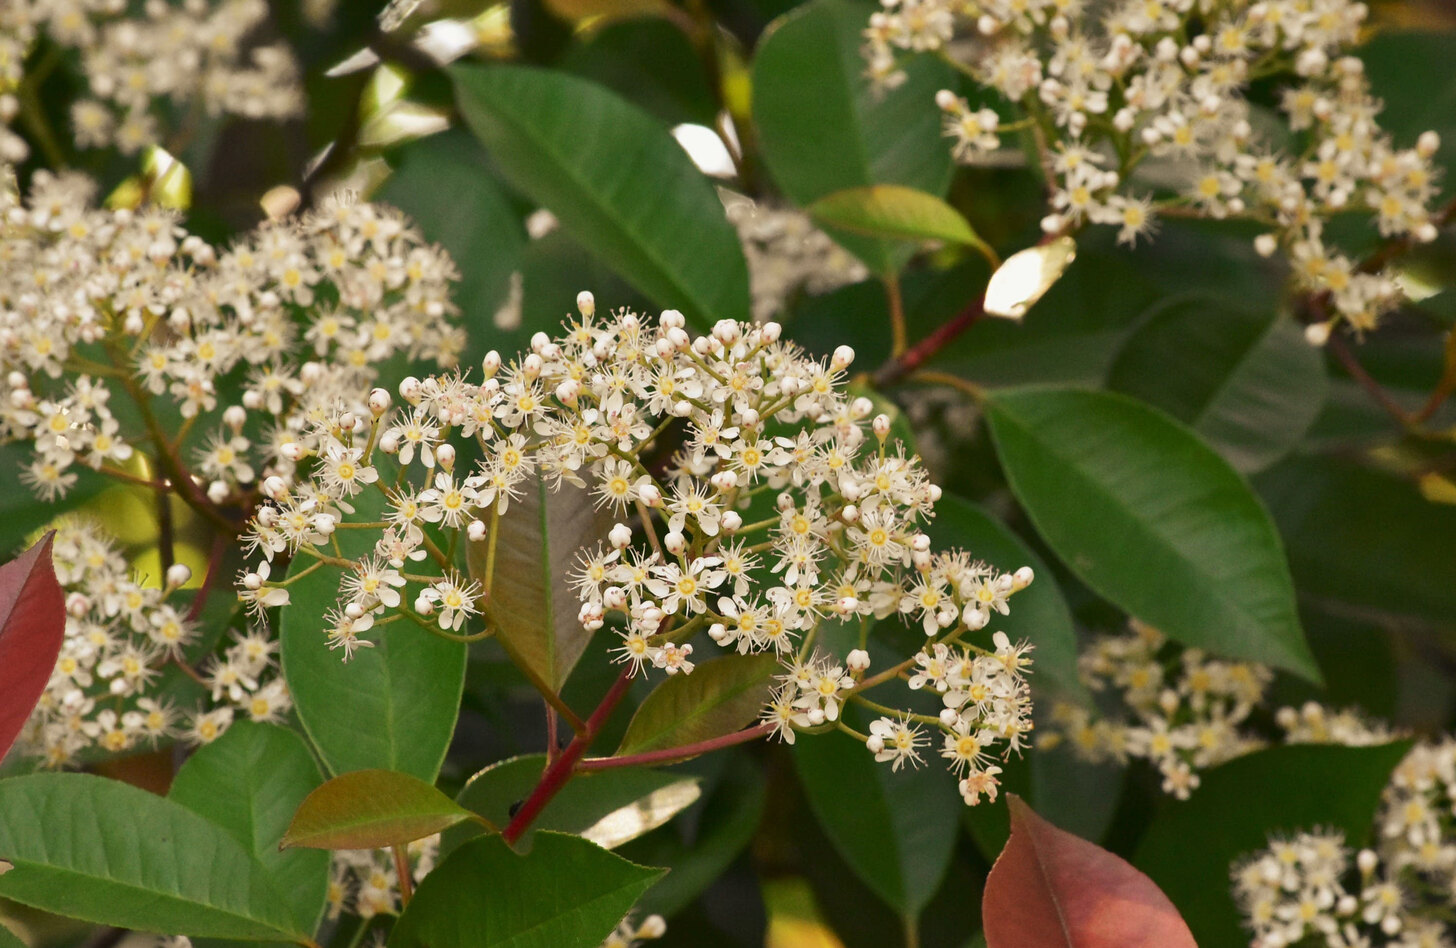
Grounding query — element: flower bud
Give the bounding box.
[721,510,743,533]
[840,504,860,524]
[604,586,628,610]
[866,735,885,754]
[761,321,782,343]
[399,376,422,402]
[555,379,580,405]
[962,605,989,630]
[380,432,400,454]
[164,563,192,588]
[66,592,90,617]
[280,441,306,462]
[660,309,685,330]
[664,531,686,555]
[577,290,595,317]
[467,519,487,542]
[807,707,826,726]
[262,476,288,499]
[222,405,247,430]
[847,649,871,672]
[1357,849,1378,874]
[639,484,662,506]
[935,89,959,111]
[415,596,434,615]
[369,388,391,415]
[636,916,667,939]
[1254,234,1278,258]
[831,345,855,370]
[436,444,456,471]
[939,708,959,726]
[1012,566,1035,591]
[206,480,229,504]
[609,522,633,549]
[1304,321,1332,347]
[1418,130,1440,158]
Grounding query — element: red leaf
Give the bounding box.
[983,794,1197,948]
[0,533,67,761]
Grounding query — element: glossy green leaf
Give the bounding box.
[388,832,663,948]
[1255,455,1456,635]
[621,755,766,918]
[467,475,614,693]
[168,721,329,934]
[617,653,778,755]
[0,924,21,948]
[377,130,525,362]
[1108,297,1327,473]
[444,754,700,855]
[1362,31,1456,177]
[984,387,1318,679]
[752,0,954,274]
[282,769,481,850]
[792,720,960,915]
[451,63,750,326]
[281,488,467,783]
[1135,742,1412,947]
[0,773,307,940]
[808,185,983,249]
[559,18,719,127]
[928,496,1083,701]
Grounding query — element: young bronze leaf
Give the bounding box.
[281,769,481,851]
[983,795,1196,948]
[0,533,66,761]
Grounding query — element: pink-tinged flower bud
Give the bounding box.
[832,345,855,369]
[866,735,886,754]
[836,595,859,615]
[847,649,871,672]
[262,476,288,499]
[1013,566,1035,591]
[709,623,730,643]
[872,414,892,440]
[280,441,305,462]
[415,596,434,615]
[761,321,782,343]
[807,707,826,726]
[467,519,487,542]
[435,444,456,471]
[939,708,959,726]
[639,484,662,506]
[963,605,990,630]
[399,376,422,401]
[711,470,737,492]
[577,290,595,317]
[721,511,743,534]
[664,531,686,555]
[604,586,628,610]
[379,432,400,454]
[67,592,90,617]
[165,563,192,588]
[609,523,633,549]
[660,309,685,330]
[368,388,390,415]
[555,379,580,405]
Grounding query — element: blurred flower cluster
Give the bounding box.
[864,0,1446,337]
[1234,740,1456,948]
[0,165,461,510]
[1,0,303,160]
[241,295,1035,802]
[722,192,869,321]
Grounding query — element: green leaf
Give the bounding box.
[377,130,525,359]
[451,63,750,326]
[0,773,307,940]
[620,755,766,918]
[1362,32,1456,178]
[282,769,481,850]
[984,387,1318,679]
[467,475,614,694]
[0,925,20,948]
[752,0,954,274]
[388,832,663,948]
[281,488,467,783]
[168,721,329,934]
[792,721,960,915]
[616,653,778,755]
[559,18,719,127]
[808,185,983,249]
[1108,297,1327,473]
[1135,742,1412,947]
[444,754,700,855]
[1255,455,1456,634]
[927,496,1083,701]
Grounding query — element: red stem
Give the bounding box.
[575,722,773,772]
[501,666,636,845]
[872,293,986,388]
[184,532,229,624]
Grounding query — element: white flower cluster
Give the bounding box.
[722,192,870,322]
[599,913,667,948]
[11,516,287,768]
[239,296,1035,802]
[1231,830,1451,948]
[325,836,439,921]
[1044,621,1272,798]
[0,167,461,508]
[1,0,302,159]
[863,0,1446,337]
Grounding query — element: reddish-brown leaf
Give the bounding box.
[983,794,1198,948]
[0,533,66,762]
